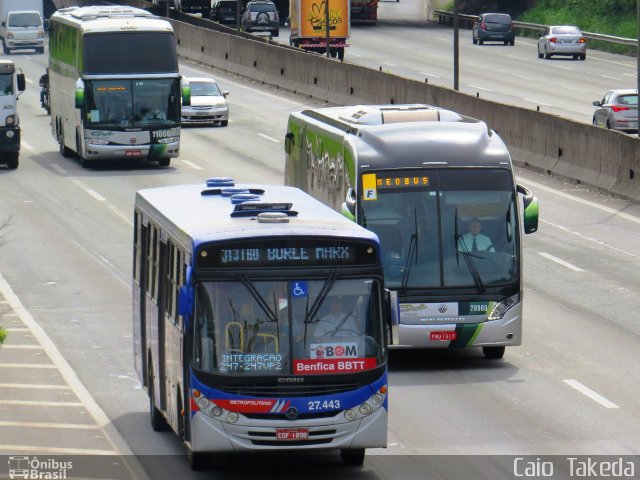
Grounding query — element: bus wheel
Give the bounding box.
[482,346,505,359]
[148,371,168,432]
[340,448,365,466]
[58,131,73,158]
[158,158,170,167]
[187,447,211,471]
[5,152,19,169]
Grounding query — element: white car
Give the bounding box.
[537,25,586,60]
[182,77,229,126]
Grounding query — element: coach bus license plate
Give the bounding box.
[430,331,457,341]
[276,428,309,441]
[125,150,142,157]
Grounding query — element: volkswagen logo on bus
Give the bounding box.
[438,304,448,313]
[285,407,299,420]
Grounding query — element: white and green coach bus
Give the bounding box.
[48,6,190,168]
[285,104,539,359]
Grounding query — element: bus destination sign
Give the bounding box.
[362,172,430,201]
[198,240,377,268]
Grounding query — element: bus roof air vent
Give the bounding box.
[231,194,261,204]
[222,187,250,197]
[231,202,298,218]
[207,177,235,187]
[257,212,290,223]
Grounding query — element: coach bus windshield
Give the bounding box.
[361,169,518,290]
[83,79,181,129]
[192,278,384,377]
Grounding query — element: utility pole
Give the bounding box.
[453,0,459,91]
[326,0,331,58]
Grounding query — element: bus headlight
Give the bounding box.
[211,406,223,418]
[192,390,242,424]
[487,293,520,320]
[157,136,179,144]
[6,115,15,126]
[196,397,211,410]
[227,412,239,423]
[344,385,387,422]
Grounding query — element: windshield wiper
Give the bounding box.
[302,270,338,348]
[238,273,278,323]
[400,207,419,293]
[454,208,485,293]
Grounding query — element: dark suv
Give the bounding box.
[472,13,515,46]
[210,0,238,25]
[241,0,279,37]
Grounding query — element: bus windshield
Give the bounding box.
[192,278,384,377]
[0,74,13,96]
[361,169,518,290]
[83,79,181,129]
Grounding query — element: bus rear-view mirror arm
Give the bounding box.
[517,183,539,234]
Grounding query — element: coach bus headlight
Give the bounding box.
[197,397,211,410]
[345,385,387,422]
[371,393,384,406]
[487,293,520,320]
[227,412,239,424]
[157,136,179,144]
[344,409,357,421]
[359,403,373,416]
[87,138,109,145]
[211,406,223,418]
[6,115,15,126]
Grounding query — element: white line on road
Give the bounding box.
[418,72,441,78]
[0,445,116,455]
[50,164,67,174]
[563,379,619,409]
[600,74,621,81]
[0,421,100,430]
[517,177,640,226]
[0,399,83,407]
[22,142,34,151]
[85,189,106,202]
[181,159,204,170]
[1,345,44,350]
[538,252,584,272]
[623,73,637,77]
[257,132,279,143]
[467,85,494,92]
[0,383,71,390]
[348,52,363,57]
[381,62,399,67]
[0,363,56,369]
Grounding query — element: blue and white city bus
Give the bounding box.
[133,179,389,469]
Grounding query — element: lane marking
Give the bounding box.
[517,177,640,225]
[257,132,279,143]
[0,383,71,390]
[418,72,441,78]
[0,399,83,407]
[538,252,584,272]
[381,62,399,67]
[467,84,494,92]
[563,379,619,409]
[600,74,620,81]
[0,421,99,430]
[0,274,150,480]
[0,363,56,369]
[85,189,106,202]
[22,142,34,151]
[540,218,638,258]
[181,159,204,170]
[4,327,28,332]
[0,445,117,455]
[1,345,44,350]
[50,164,67,174]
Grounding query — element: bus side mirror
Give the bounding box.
[178,285,194,318]
[44,19,49,31]
[340,188,356,221]
[386,289,399,346]
[284,132,294,154]
[75,78,85,109]
[181,80,191,107]
[16,73,25,92]
[517,184,539,234]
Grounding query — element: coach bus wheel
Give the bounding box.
[5,152,19,169]
[187,447,211,471]
[158,158,170,167]
[482,346,505,359]
[340,448,365,466]
[149,370,168,432]
[58,131,73,158]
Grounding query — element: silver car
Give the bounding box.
[537,25,586,60]
[592,89,638,133]
[181,77,229,127]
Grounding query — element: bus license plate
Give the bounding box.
[430,331,457,341]
[276,428,309,441]
[125,150,142,157]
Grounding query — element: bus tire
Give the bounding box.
[5,152,19,169]
[148,368,168,432]
[158,158,170,167]
[187,447,211,471]
[58,130,73,158]
[482,346,505,359]
[340,448,365,466]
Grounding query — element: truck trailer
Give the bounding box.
[289,0,349,61]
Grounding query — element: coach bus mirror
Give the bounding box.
[181,78,191,107]
[387,289,399,346]
[75,78,85,109]
[178,285,194,318]
[44,19,49,31]
[16,73,25,93]
[340,188,356,221]
[517,184,539,234]
[284,132,294,154]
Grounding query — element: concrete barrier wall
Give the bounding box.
[52,1,640,202]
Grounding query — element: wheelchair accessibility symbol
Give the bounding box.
[291,281,308,298]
